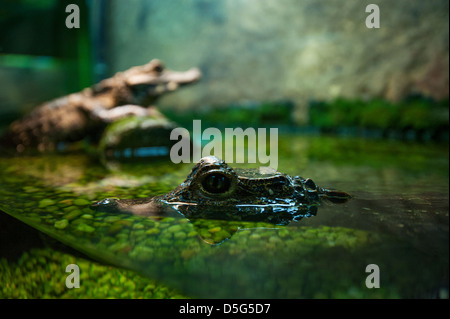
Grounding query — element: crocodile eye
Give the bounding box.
[153,64,164,73]
[201,173,231,194]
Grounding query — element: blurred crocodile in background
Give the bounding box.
[0,59,201,152]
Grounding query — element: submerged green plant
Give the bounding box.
[308,96,449,133]
[0,247,187,299]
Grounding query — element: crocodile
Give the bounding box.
[1,59,201,152]
[91,156,351,228]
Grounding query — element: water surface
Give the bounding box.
[0,135,448,298]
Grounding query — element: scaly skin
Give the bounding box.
[92,156,351,225]
[1,59,201,152]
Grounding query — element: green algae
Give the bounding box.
[164,100,294,129]
[73,198,91,206]
[0,134,448,298]
[0,247,188,299]
[54,219,69,230]
[308,97,449,135]
[38,199,56,208]
[0,167,392,298]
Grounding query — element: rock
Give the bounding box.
[99,115,183,162]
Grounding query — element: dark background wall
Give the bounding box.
[0,0,90,126]
[103,0,449,123]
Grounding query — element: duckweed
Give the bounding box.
[64,209,83,221]
[104,216,121,223]
[39,199,56,208]
[167,224,182,233]
[173,232,186,240]
[76,223,95,233]
[54,219,69,230]
[208,226,222,233]
[73,198,91,206]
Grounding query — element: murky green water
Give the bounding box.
[0,135,448,298]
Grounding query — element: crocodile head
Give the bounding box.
[158,156,351,224]
[92,156,351,244]
[93,156,351,225]
[94,59,202,106]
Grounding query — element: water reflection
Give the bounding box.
[91,196,322,244]
[0,135,447,298]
